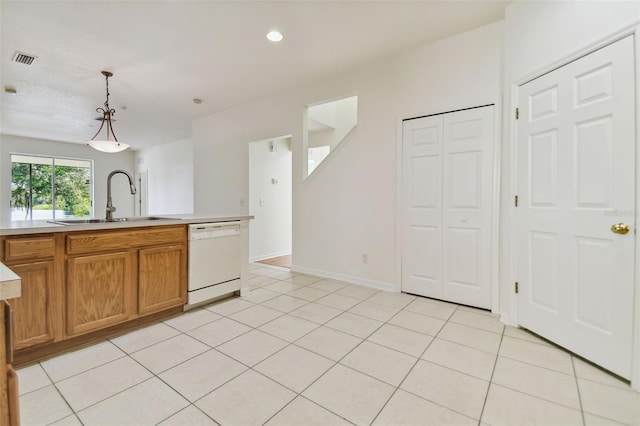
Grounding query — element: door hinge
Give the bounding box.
[514,195,519,207]
[515,282,519,294]
[515,107,519,120]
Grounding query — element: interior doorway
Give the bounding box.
[249,136,292,268]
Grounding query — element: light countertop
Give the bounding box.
[0,214,253,236]
[0,262,21,300]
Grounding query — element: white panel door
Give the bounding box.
[402,106,494,308]
[442,107,494,308]
[402,115,443,298]
[517,36,635,379]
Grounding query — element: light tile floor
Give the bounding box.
[17,265,640,426]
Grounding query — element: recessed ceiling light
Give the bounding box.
[266,30,283,42]
[193,98,203,104]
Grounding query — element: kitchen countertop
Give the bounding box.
[0,214,253,236]
[0,262,21,300]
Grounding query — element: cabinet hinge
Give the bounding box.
[514,195,519,207]
[515,107,519,120]
[515,282,519,294]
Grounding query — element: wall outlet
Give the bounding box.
[362,253,368,263]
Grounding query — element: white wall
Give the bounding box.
[499,1,640,322]
[134,138,194,215]
[249,137,292,261]
[193,21,502,289]
[504,1,639,83]
[0,134,136,224]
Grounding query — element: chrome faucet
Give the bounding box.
[106,169,137,220]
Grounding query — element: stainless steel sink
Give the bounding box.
[49,216,176,225]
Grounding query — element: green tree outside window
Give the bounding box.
[10,155,92,221]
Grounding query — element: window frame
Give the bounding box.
[9,152,94,221]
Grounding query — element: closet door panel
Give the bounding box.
[402,115,443,298]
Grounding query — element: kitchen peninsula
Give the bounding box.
[0,214,252,367]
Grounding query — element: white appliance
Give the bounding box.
[187,222,241,308]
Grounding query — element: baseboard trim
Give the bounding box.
[291,265,396,292]
[499,313,516,327]
[251,251,292,262]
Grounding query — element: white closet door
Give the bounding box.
[402,115,443,298]
[442,107,494,308]
[517,36,635,379]
[402,106,494,309]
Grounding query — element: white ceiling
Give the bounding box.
[0,1,508,150]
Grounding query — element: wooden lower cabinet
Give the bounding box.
[7,262,56,350]
[138,244,186,315]
[3,226,187,367]
[66,251,135,336]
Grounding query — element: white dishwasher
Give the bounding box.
[187,222,241,309]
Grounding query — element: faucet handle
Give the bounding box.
[106,206,116,213]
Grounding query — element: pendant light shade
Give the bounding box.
[87,71,129,153]
[87,139,129,153]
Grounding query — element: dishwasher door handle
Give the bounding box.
[189,222,241,239]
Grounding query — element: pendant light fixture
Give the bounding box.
[87,71,129,153]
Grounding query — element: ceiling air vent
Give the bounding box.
[12,52,37,65]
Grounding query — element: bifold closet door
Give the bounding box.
[402,106,494,309]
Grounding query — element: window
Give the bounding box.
[10,154,93,221]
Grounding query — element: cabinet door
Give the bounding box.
[138,244,186,315]
[66,252,135,336]
[8,262,56,350]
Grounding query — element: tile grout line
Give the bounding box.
[182,296,346,413]
[477,326,506,425]
[38,361,82,426]
[496,352,583,380]
[39,340,128,384]
[369,303,467,425]
[24,292,461,424]
[21,276,426,423]
[194,285,479,424]
[22,271,633,425]
[480,339,591,422]
[179,294,351,425]
[574,356,586,426]
[63,324,242,423]
[151,404,217,426]
[109,340,230,424]
[251,285,400,424]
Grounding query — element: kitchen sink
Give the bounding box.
[49,216,176,225]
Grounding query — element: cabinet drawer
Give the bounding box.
[66,226,186,255]
[4,236,55,262]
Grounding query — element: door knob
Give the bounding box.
[611,223,630,235]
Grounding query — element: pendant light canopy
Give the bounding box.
[87,71,129,153]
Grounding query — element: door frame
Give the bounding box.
[247,134,293,263]
[134,171,148,217]
[396,101,503,313]
[506,23,640,389]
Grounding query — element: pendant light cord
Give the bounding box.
[104,72,110,110]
